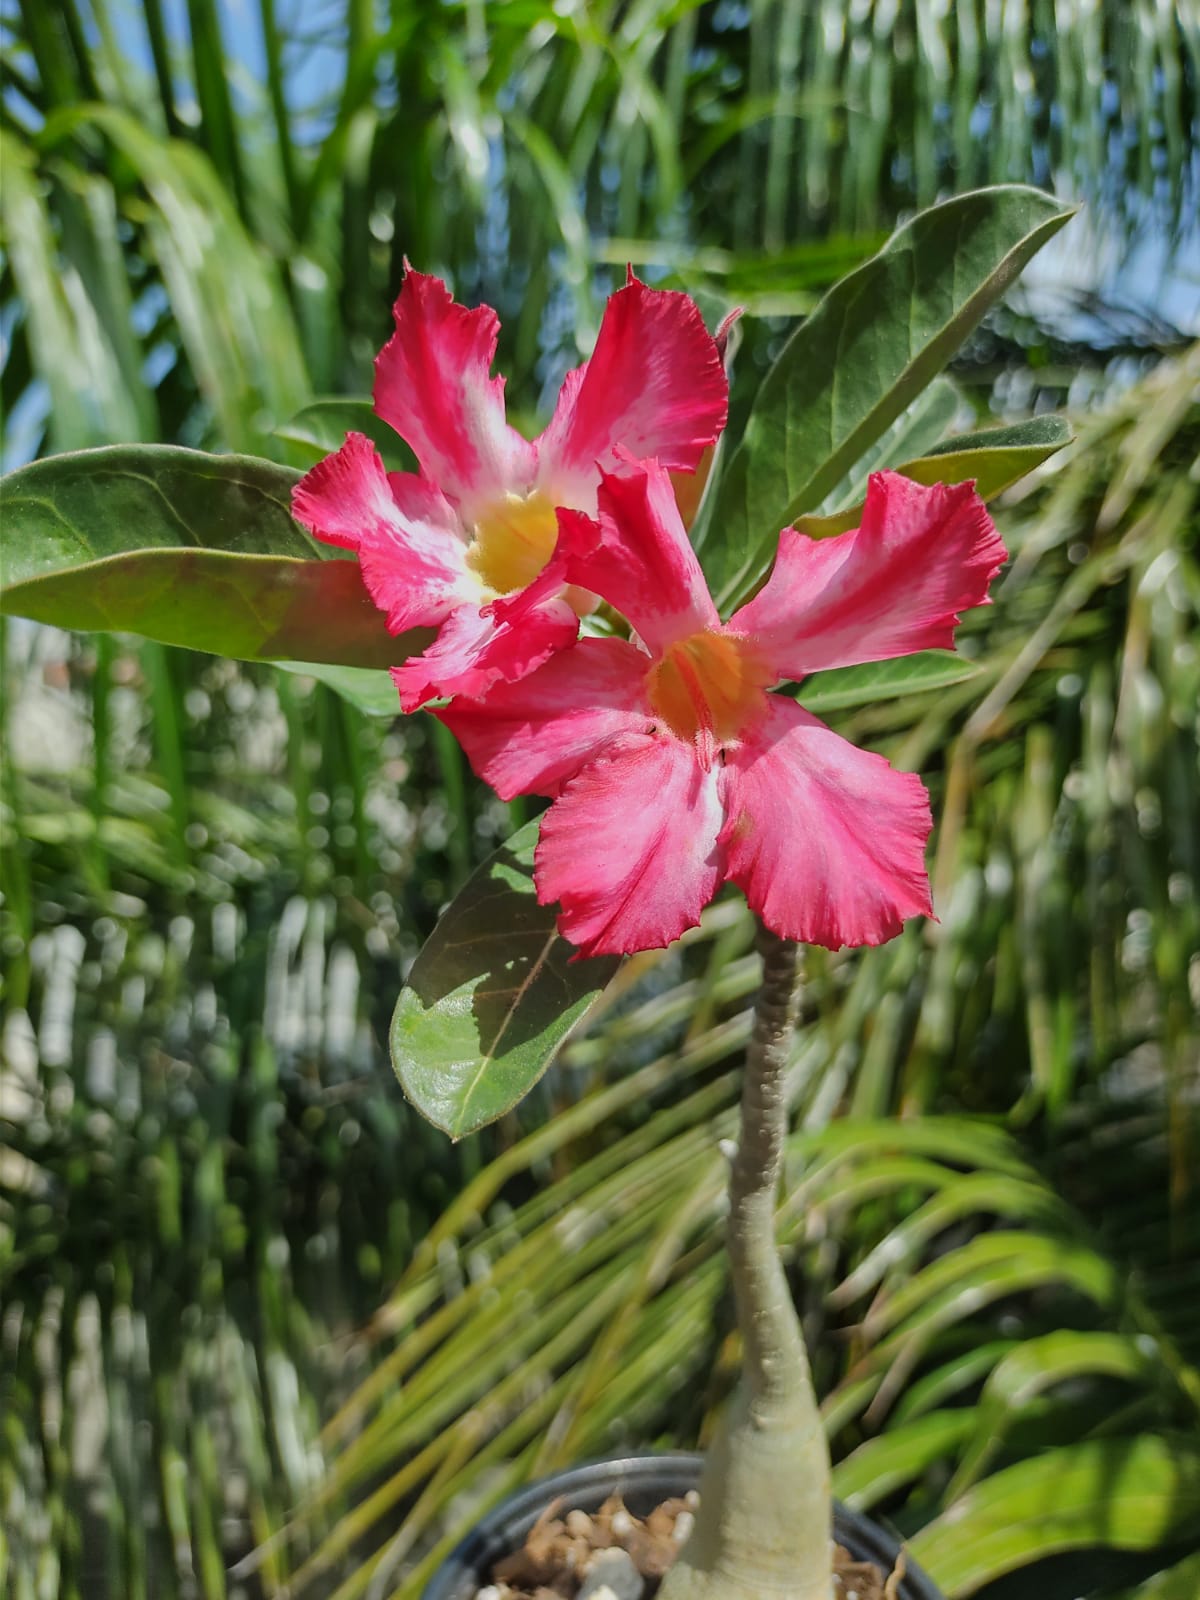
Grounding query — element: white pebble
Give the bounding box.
[671,1509,695,1544]
[474,1589,502,1600]
[610,1508,634,1538]
[578,1546,645,1600]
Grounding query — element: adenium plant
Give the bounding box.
[0,185,1075,1599]
[292,270,1005,1600]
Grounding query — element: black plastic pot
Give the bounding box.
[424,1452,944,1599]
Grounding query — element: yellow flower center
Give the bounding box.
[466,490,560,595]
[646,631,773,745]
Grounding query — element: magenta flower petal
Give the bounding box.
[560,454,720,653]
[292,434,472,632]
[536,272,728,509]
[437,639,651,799]
[391,594,580,714]
[373,269,535,520]
[536,733,725,958]
[296,270,731,705]
[719,697,933,949]
[731,472,1008,679]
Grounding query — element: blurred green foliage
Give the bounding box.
[1,0,1196,465]
[1,3,1198,1599]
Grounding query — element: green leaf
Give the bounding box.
[0,132,147,452]
[829,1171,1071,1308]
[0,446,414,667]
[507,112,597,344]
[391,821,621,1139]
[795,416,1074,539]
[833,1411,975,1510]
[947,1331,1158,1497]
[806,375,963,520]
[796,651,984,714]
[866,1231,1117,1341]
[275,399,416,472]
[696,185,1075,607]
[911,1436,1200,1597]
[273,662,401,717]
[1110,1550,1200,1600]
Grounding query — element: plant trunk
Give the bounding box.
[658,926,832,1600]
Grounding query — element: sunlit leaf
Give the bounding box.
[795,417,1074,538]
[275,399,416,472]
[1111,1549,1200,1600]
[866,1232,1117,1341]
[912,1437,1200,1596]
[43,105,311,455]
[0,446,412,666]
[796,652,984,714]
[828,1172,1072,1308]
[805,376,963,520]
[947,1331,1158,1496]
[273,662,402,716]
[833,1411,975,1509]
[0,131,147,452]
[391,821,620,1138]
[696,186,1075,607]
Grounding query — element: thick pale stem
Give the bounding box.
[658,925,832,1600]
[727,929,810,1413]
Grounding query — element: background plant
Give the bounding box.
[2,0,1196,466]
[1,4,1197,1599]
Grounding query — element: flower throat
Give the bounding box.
[647,631,772,749]
[467,491,559,595]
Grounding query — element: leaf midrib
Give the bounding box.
[776,206,1070,528]
[454,928,559,1137]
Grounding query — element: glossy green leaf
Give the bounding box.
[0,446,409,666]
[391,821,621,1139]
[911,1437,1200,1596]
[275,398,416,472]
[696,185,1075,607]
[796,651,984,714]
[795,416,1074,539]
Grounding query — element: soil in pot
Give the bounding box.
[425,1455,941,1600]
[482,1487,905,1599]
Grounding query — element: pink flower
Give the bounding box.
[291,269,728,710]
[439,457,1007,957]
